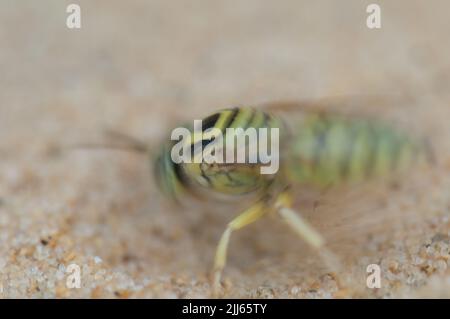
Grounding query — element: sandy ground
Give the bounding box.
[1,1,450,298]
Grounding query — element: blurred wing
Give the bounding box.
[259,94,418,120]
[288,160,439,256]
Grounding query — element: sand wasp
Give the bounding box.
[151,101,432,294]
[80,99,432,295]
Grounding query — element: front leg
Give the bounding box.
[212,201,267,296]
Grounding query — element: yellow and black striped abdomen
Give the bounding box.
[285,114,425,187]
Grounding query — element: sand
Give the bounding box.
[1,0,450,298]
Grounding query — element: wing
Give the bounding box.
[259,94,418,120]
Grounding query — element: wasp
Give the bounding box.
[152,102,432,294]
[79,99,431,295]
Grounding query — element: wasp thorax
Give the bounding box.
[170,124,280,175]
[154,107,284,199]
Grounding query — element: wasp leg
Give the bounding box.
[274,192,345,284]
[212,201,266,296]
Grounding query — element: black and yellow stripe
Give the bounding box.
[287,113,423,186]
[203,107,278,132]
[187,107,282,194]
[154,106,427,201]
[154,107,282,200]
